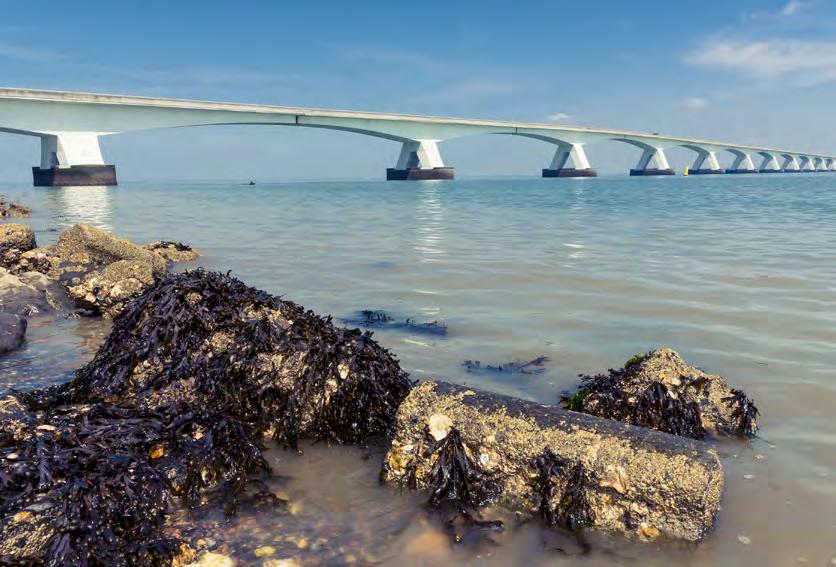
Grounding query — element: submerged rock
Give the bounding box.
[0,313,26,354]
[382,381,724,542]
[0,196,31,218]
[0,224,36,269]
[0,268,66,317]
[144,240,200,263]
[2,270,412,565]
[564,349,758,438]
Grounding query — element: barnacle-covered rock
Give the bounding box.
[383,381,724,542]
[0,268,66,317]
[66,259,157,317]
[0,223,36,269]
[565,348,758,438]
[0,312,26,354]
[144,240,200,263]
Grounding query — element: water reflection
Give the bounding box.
[413,183,446,263]
[44,185,114,230]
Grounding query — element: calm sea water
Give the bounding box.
[1,174,835,565]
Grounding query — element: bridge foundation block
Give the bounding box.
[725,169,758,174]
[386,167,454,181]
[542,167,597,178]
[32,165,117,187]
[689,169,724,175]
[630,168,675,176]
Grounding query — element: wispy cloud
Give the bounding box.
[744,0,810,21]
[335,44,445,73]
[679,97,710,110]
[546,112,571,122]
[0,42,64,63]
[685,39,836,85]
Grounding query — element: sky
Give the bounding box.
[0,0,835,180]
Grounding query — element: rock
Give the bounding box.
[0,312,26,354]
[383,381,724,542]
[2,270,412,564]
[0,267,67,316]
[11,247,52,275]
[263,559,301,567]
[253,545,276,558]
[49,223,167,281]
[144,241,200,263]
[187,552,236,567]
[0,196,31,218]
[0,395,33,445]
[0,224,36,269]
[565,349,759,438]
[66,259,157,317]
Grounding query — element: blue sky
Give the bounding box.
[1,0,834,180]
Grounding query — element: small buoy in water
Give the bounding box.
[684,166,690,176]
[248,181,256,186]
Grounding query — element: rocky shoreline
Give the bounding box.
[1,201,760,566]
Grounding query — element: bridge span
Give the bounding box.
[0,87,833,186]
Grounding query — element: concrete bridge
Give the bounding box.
[0,87,833,186]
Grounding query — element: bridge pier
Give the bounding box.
[759,153,782,173]
[542,143,597,177]
[688,149,724,174]
[726,151,757,174]
[386,139,453,180]
[32,132,116,186]
[798,156,816,172]
[782,155,802,173]
[630,147,674,176]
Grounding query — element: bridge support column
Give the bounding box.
[813,157,826,172]
[726,152,757,174]
[826,158,835,171]
[759,154,781,173]
[798,156,815,172]
[688,150,724,174]
[386,140,453,180]
[542,143,597,177]
[782,155,802,173]
[32,132,116,186]
[630,147,674,176]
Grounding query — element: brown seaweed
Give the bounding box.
[343,310,448,336]
[723,388,759,436]
[530,449,594,532]
[4,269,413,565]
[462,356,549,376]
[426,428,500,510]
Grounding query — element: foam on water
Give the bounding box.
[2,174,835,564]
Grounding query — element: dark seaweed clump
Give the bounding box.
[567,371,706,439]
[463,356,549,376]
[724,388,759,436]
[344,310,448,336]
[4,269,413,565]
[406,427,500,511]
[149,240,194,252]
[530,449,594,532]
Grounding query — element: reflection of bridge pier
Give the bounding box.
[0,88,833,185]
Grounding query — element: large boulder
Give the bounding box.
[0,224,36,269]
[3,270,412,564]
[49,223,167,281]
[564,348,758,438]
[383,381,724,542]
[0,312,26,354]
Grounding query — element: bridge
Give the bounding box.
[0,87,834,186]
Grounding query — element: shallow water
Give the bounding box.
[1,174,835,565]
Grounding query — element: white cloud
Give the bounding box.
[546,112,571,122]
[679,97,710,110]
[780,0,804,16]
[685,39,836,85]
[0,43,64,63]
